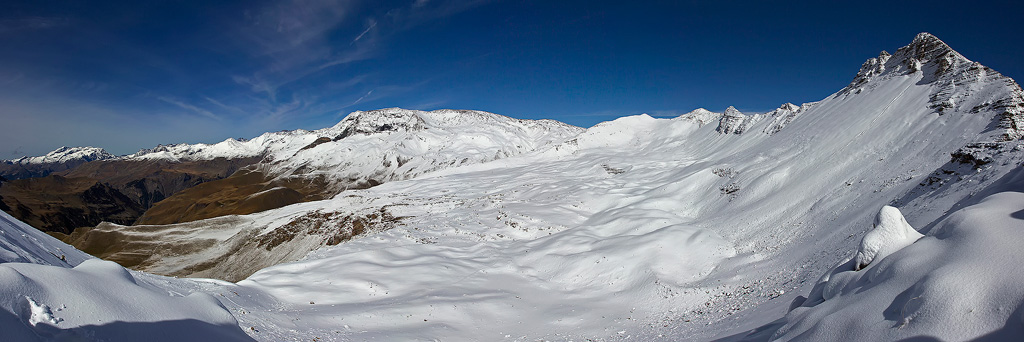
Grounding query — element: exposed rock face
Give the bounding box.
[716,106,747,134]
[716,106,767,135]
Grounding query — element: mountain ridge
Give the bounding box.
[1,33,1024,341]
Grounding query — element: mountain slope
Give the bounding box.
[227,33,1023,339]
[0,33,1022,341]
[134,108,581,225]
[0,209,256,341]
[0,156,261,233]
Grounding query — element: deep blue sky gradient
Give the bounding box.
[1,0,1022,158]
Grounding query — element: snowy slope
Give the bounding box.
[1,33,1023,341]
[252,108,583,194]
[124,108,579,170]
[0,205,255,341]
[225,33,1024,340]
[764,176,1024,341]
[0,210,89,266]
[6,146,114,165]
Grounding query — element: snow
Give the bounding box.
[6,146,113,165]
[0,206,254,341]
[853,206,923,271]
[0,33,1023,341]
[0,210,90,266]
[770,191,1024,341]
[0,259,255,341]
[26,296,60,326]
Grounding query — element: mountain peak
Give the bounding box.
[911,32,941,45]
[723,106,742,117]
[11,146,114,165]
[332,108,428,139]
[897,32,964,67]
[842,33,971,95]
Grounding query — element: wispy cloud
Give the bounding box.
[204,96,245,114]
[351,89,374,106]
[351,20,377,45]
[0,16,70,33]
[157,96,222,121]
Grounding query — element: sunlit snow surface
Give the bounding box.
[3,34,1024,341]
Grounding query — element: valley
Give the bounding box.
[1,33,1023,341]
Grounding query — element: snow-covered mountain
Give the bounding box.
[123,108,580,166]
[255,108,582,193]
[0,108,581,232]
[2,33,1024,341]
[0,146,114,180]
[7,146,114,165]
[130,108,582,225]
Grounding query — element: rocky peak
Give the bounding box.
[762,103,804,135]
[332,108,428,140]
[676,108,722,127]
[841,33,1024,142]
[717,106,751,135]
[899,33,962,65]
[891,32,967,80]
[842,33,972,95]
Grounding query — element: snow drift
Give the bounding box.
[767,190,1024,341]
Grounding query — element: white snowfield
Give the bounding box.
[1,33,1024,341]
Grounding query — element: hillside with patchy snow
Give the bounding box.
[1,33,1023,341]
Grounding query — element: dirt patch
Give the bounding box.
[64,206,404,282]
[258,207,402,251]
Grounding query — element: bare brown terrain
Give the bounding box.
[0,156,260,233]
[0,175,144,234]
[133,167,331,225]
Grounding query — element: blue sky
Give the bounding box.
[1,0,1022,159]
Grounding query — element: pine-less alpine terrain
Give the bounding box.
[1,33,1023,341]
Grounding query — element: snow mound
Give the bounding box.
[0,259,254,341]
[853,206,923,271]
[771,191,1024,341]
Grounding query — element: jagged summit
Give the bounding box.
[844,32,970,93]
[904,32,962,61]
[840,33,1023,141]
[675,104,808,135]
